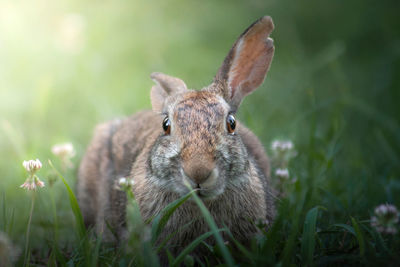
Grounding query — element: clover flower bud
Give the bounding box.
[20,176,45,191]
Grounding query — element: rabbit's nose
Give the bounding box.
[183,160,215,185]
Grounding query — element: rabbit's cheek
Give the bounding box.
[149,140,182,188]
[162,142,180,159]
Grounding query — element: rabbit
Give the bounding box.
[77,15,276,259]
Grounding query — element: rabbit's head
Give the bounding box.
[148,16,274,199]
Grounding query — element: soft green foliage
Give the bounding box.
[49,161,85,241]
[171,229,226,267]
[0,0,399,266]
[301,206,319,266]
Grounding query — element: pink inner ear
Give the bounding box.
[228,17,274,99]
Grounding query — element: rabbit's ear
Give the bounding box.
[213,16,274,109]
[150,72,187,112]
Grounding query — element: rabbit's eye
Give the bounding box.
[162,117,171,135]
[226,114,236,134]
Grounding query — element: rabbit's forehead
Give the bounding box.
[172,91,229,122]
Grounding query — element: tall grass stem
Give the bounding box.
[50,188,58,242]
[23,192,35,267]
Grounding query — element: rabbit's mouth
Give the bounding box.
[193,183,225,201]
[180,168,224,200]
[194,188,220,201]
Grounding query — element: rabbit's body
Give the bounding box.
[78,15,277,258]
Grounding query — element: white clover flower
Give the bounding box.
[21,159,45,190]
[52,143,75,158]
[371,204,399,235]
[275,168,289,179]
[22,159,42,176]
[118,177,127,186]
[271,140,280,151]
[271,140,294,152]
[119,177,134,187]
[116,177,134,190]
[52,143,75,169]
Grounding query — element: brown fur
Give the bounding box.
[78,15,276,260]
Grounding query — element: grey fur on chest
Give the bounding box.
[132,173,267,247]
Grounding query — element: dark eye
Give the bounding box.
[226,114,236,134]
[163,116,171,135]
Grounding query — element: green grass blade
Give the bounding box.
[105,220,118,241]
[370,227,389,255]
[7,208,15,235]
[49,188,59,242]
[166,249,175,265]
[50,241,67,266]
[281,212,300,265]
[301,206,319,266]
[351,217,365,257]
[48,160,86,240]
[91,236,102,267]
[172,228,226,267]
[156,219,195,253]
[151,190,193,244]
[200,241,214,253]
[189,189,235,267]
[223,225,254,262]
[260,208,286,264]
[332,223,356,236]
[281,189,308,266]
[49,159,91,265]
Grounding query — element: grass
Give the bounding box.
[1,0,399,266]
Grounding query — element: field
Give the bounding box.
[1,0,399,266]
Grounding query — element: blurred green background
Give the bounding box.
[1,0,399,265]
